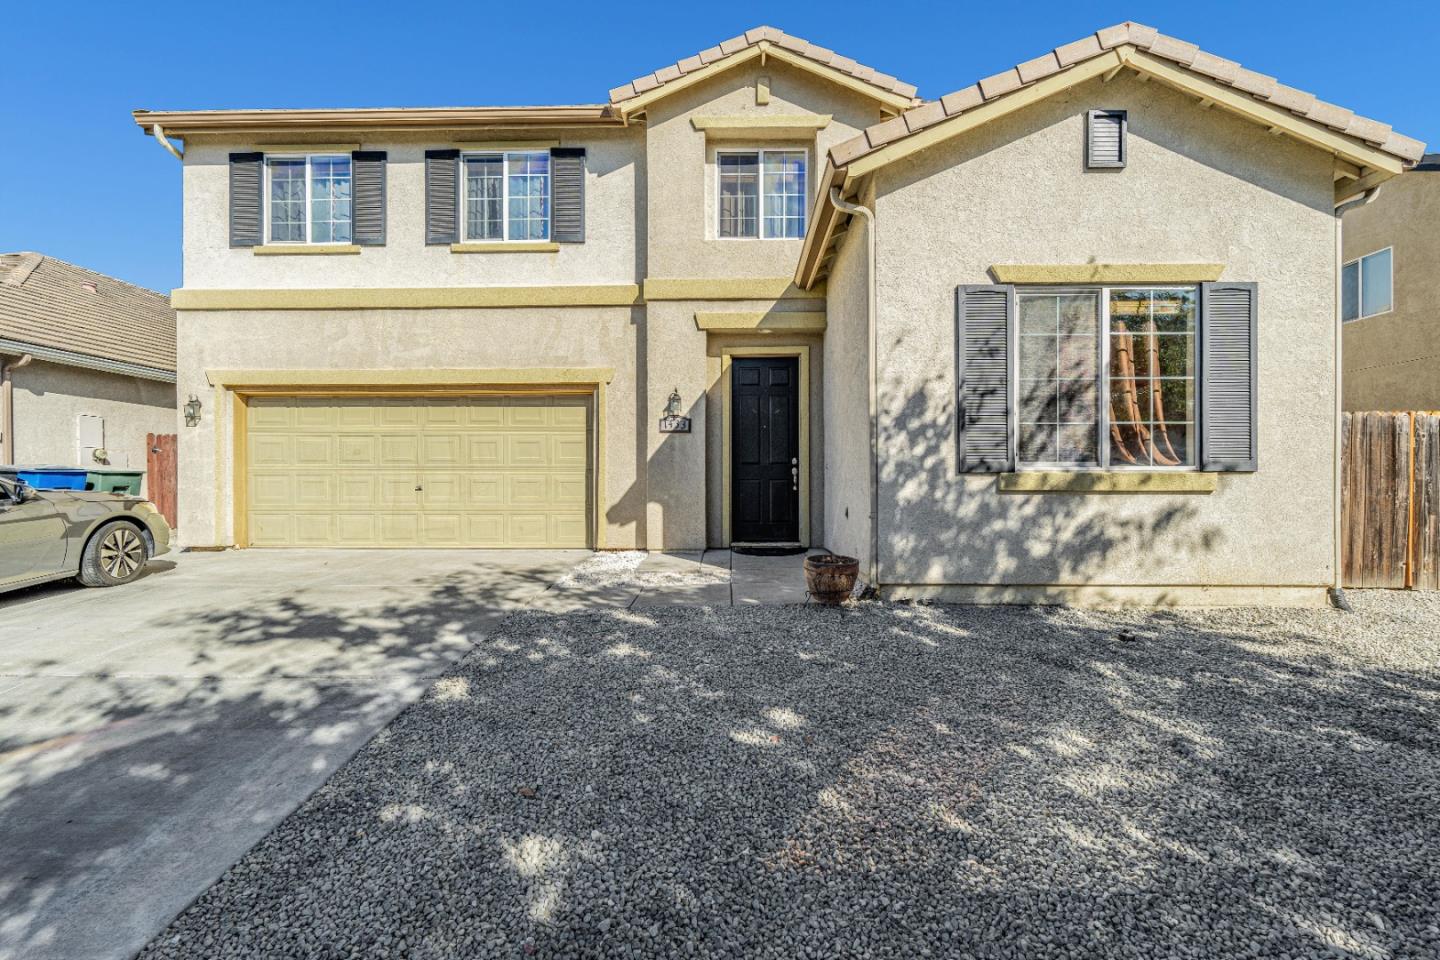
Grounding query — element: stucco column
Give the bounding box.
[642,302,709,550]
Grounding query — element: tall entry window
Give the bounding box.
[1016,287,1197,468]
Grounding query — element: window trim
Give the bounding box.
[262,153,352,245]
[714,147,808,241]
[1011,284,1200,473]
[1342,245,1394,322]
[460,150,552,243]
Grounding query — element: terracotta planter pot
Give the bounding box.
[803,554,859,606]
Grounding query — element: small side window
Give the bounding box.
[1086,110,1127,169]
[1343,247,1393,321]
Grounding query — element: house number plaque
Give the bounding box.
[658,414,692,433]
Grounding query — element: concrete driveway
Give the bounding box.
[0,548,587,960]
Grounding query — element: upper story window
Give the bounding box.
[266,155,351,243]
[1016,287,1197,469]
[1342,247,1392,321]
[463,151,550,242]
[717,149,806,239]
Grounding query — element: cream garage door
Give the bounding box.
[245,395,591,547]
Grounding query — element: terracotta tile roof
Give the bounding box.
[828,21,1426,169]
[0,253,175,373]
[608,26,920,106]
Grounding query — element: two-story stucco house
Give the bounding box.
[134,22,1424,605]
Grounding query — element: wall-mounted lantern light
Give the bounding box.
[184,395,202,427]
[664,387,682,417]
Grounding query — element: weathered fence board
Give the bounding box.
[146,432,178,529]
[1415,414,1440,591]
[1341,411,1440,590]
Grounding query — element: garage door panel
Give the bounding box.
[336,514,378,544]
[251,436,292,468]
[467,436,503,466]
[465,514,506,545]
[508,475,549,505]
[421,434,463,466]
[551,474,588,505]
[508,436,548,466]
[293,436,334,467]
[294,474,335,506]
[247,394,590,548]
[380,435,420,465]
[507,514,549,545]
[338,435,379,466]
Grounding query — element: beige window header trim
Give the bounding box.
[691,115,832,140]
[695,311,826,332]
[990,263,1224,284]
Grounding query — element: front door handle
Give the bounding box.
[791,459,798,491]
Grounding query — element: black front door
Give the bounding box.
[731,357,799,543]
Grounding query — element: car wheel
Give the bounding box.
[78,522,150,587]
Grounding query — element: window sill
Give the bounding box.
[998,471,1218,494]
[252,244,360,256]
[450,242,560,254]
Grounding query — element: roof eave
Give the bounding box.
[132,106,624,138]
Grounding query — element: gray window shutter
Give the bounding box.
[1086,110,1126,169]
[1200,282,1259,472]
[956,284,1014,473]
[425,149,460,244]
[351,151,386,246]
[228,152,263,247]
[550,147,586,243]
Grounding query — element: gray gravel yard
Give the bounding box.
[140,591,1440,960]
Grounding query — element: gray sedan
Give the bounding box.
[0,476,172,593]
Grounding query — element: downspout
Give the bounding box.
[1,354,34,464]
[1330,184,1383,611]
[829,187,880,593]
[151,123,184,162]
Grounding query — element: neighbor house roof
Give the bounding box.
[0,253,176,379]
[797,22,1429,288]
[607,26,920,114]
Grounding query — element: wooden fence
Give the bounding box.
[146,432,178,529]
[1341,411,1440,590]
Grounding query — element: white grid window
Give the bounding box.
[463,151,550,242]
[717,149,807,239]
[266,155,351,244]
[1016,286,1197,470]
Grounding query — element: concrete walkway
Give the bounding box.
[530,549,823,611]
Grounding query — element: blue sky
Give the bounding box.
[2,0,1435,293]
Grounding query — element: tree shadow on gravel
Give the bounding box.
[129,594,1440,960]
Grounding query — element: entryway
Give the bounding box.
[729,356,800,544]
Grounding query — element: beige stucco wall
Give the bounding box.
[174,307,642,549]
[180,130,644,290]
[1340,170,1440,411]
[644,59,887,281]
[820,189,872,569]
[868,74,1338,595]
[10,360,175,494]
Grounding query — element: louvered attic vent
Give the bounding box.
[1086,110,1127,169]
